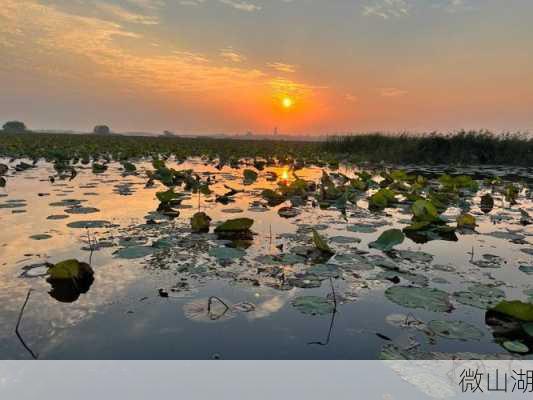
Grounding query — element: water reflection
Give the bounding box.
[0,157,532,359]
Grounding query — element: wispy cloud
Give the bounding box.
[379,87,408,97]
[268,62,296,73]
[219,0,261,12]
[220,47,246,62]
[345,94,359,102]
[0,0,317,103]
[363,0,410,19]
[94,2,159,25]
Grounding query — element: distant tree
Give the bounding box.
[93,125,111,135]
[2,121,27,133]
[161,130,176,137]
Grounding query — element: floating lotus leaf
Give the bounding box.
[291,296,335,316]
[329,236,361,244]
[46,214,69,220]
[385,286,453,312]
[191,212,211,233]
[30,233,52,240]
[428,320,484,341]
[491,301,533,322]
[67,220,112,229]
[243,169,258,184]
[122,162,136,172]
[114,246,155,259]
[49,199,84,207]
[502,340,529,353]
[519,265,533,275]
[278,207,300,218]
[288,273,323,288]
[92,163,107,173]
[376,270,428,286]
[453,284,505,309]
[307,263,341,278]
[65,206,100,214]
[261,189,286,206]
[369,229,404,252]
[347,224,377,233]
[208,246,245,261]
[396,250,434,264]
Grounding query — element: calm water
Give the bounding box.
[0,158,532,359]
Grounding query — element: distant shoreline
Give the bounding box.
[0,130,532,166]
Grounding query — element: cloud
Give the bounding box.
[0,0,318,103]
[345,94,359,102]
[179,0,206,6]
[220,47,246,63]
[219,0,261,12]
[268,62,296,73]
[379,87,408,97]
[94,2,159,25]
[363,0,410,19]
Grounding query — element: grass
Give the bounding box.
[0,130,531,166]
[323,131,533,166]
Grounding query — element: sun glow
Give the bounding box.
[282,97,294,109]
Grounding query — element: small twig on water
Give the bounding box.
[329,277,337,310]
[207,296,230,313]
[309,277,338,346]
[85,227,95,266]
[15,289,38,359]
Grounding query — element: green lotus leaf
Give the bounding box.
[191,212,211,233]
[291,296,335,316]
[215,218,254,232]
[385,286,453,312]
[369,229,405,252]
[312,229,334,254]
[491,301,533,322]
[428,320,484,341]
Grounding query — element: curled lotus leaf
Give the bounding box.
[312,229,334,255]
[480,193,494,214]
[191,212,211,233]
[215,218,254,232]
[456,213,476,229]
[491,301,533,322]
[369,229,404,252]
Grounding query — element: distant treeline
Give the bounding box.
[323,131,533,166]
[0,130,531,166]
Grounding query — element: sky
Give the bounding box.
[1,0,532,135]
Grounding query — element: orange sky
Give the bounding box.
[1,0,532,135]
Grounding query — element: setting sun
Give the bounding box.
[282,97,294,109]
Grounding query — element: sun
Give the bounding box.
[282,97,294,109]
